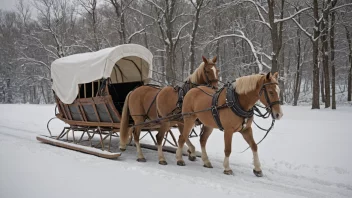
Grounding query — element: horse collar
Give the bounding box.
[226,83,254,119]
[210,83,254,131]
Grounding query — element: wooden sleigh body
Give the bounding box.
[37,44,187,159]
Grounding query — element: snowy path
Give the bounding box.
[0,104,351,198]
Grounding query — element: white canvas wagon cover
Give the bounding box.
[51,44,153,104]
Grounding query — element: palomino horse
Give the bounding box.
[176,72,283,176]
[155,56,219,162]
[119,56,219,164]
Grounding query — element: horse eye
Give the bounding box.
[269,91,274,95]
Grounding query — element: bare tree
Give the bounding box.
[78,0,101,51]
[330,0,337,109]
[189,0,208,73]
[145,0,191,84]
[346,26,352,102]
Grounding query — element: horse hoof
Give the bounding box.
[223,170,233,175]
[203,163,213,168]
[137,158,146,162]
[188,155,196,161]
[159,160,168,165]
[253,169,263,177]
[119,148,126,152]
[177,160,186,166]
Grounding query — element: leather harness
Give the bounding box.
[210,82,280,131]
[211,83,254,131]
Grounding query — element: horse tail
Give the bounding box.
[120,91,132,149]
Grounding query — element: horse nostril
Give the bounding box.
[276,113,280,118]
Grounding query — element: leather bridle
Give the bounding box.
[203,63,219,88]
[259,82,281,111]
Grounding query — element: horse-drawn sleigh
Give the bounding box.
[37,44,283,176]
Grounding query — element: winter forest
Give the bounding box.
[0,0,351,109]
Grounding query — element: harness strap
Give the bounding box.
[211,87,225,131]
[145,90,161,121]
[176,81,191,109]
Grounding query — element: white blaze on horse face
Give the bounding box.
[274,85,283,119]
[211,66,217,79]
[275,85,280,95]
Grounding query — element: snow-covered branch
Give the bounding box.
[173,21,192,47]
[128,6,157,21]
[145,0,165,13]
[274,7,311,24]
[205,31,269,71]
[243,0,271,29]
[292,18,313,41]
[330,3,352,12]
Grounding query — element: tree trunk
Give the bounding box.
[330,3,336,109]
[120,8,126,44]
[279,43,285,104]
[214,0,220,72]
[189,0,203,73]
[321,0,331,108]
[181,47,185,80]
[5,79,12,103]
[160,51,166,83]
[312,0,320,109]
[267,0,285,73]
[346,26,352,101]
[91,0,99,51]
[41,82,47,104]
[144,32,149,49]
[321,68,325,103]
[293,15,302,106]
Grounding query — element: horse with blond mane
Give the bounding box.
[119,56,219,164]
[176,72,283,176]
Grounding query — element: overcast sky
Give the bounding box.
[0,0,16,11]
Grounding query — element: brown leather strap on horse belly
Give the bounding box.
[211,87,225,131]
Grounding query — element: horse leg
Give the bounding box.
[178,124,196,161]
[223,130,234,175]
[241,127,263,177]
[133,125,146,162]
[200,126,213,168]
[176,116,196,166]
[156,122,170,165]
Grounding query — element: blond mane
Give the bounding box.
[233,74,264,94]
[186,62,205,83]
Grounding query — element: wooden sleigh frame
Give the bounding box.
[37,78,183,159]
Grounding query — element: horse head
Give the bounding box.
[202,56,219,89]
[259,72,283,120]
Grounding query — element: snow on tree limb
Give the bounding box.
[173,21,192,47]
[242,0,271,29]
[274,6,311,24]
[330,3,352,12]
[128,6,157,21]
[292,18,313,41]
[204,30,269,71]
[145,0,165,13]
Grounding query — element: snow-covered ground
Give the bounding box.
[0,104,351,198]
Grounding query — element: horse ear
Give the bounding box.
[202,56,208,64]
[212,56,217,63]
[266,72,272,80]
[273,72,278,79]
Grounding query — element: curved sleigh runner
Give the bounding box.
[37,44,180,159]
